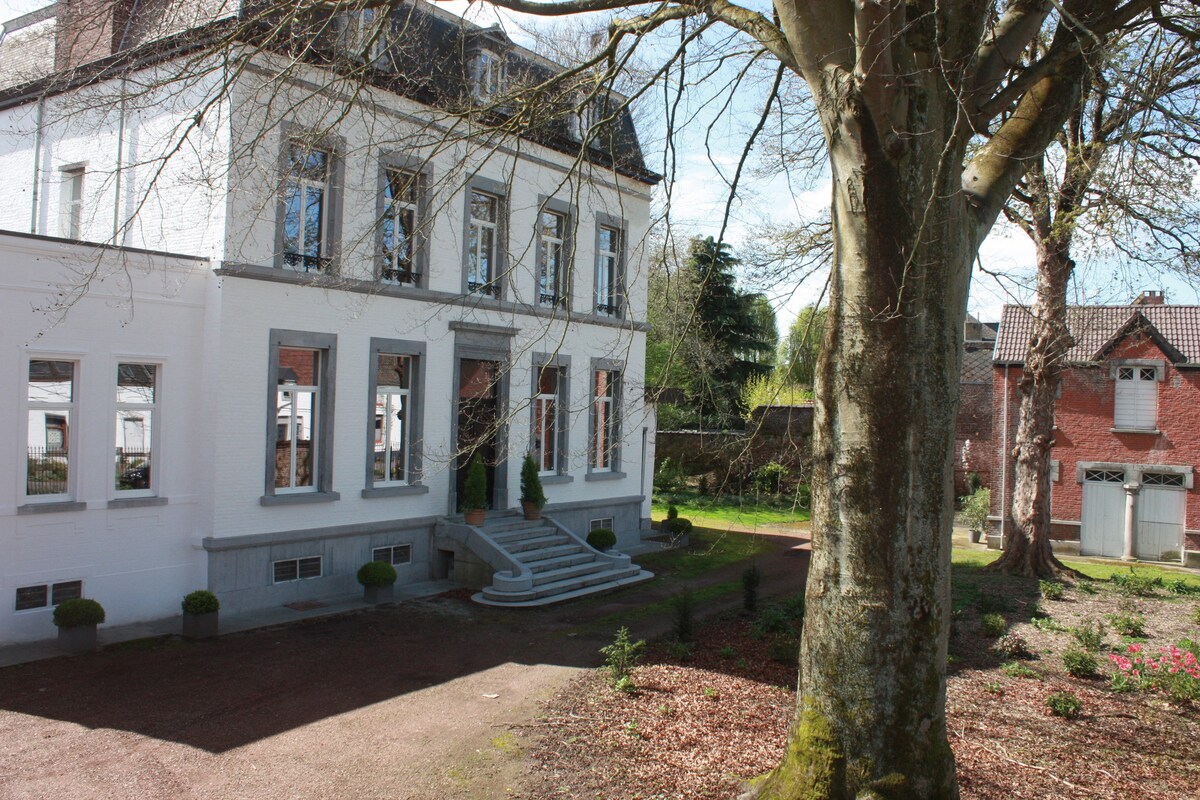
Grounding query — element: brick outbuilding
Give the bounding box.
[991,295,1200,566]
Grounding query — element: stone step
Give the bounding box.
[503,533,570,553]
[516,542,585,563]
[490,526,557,544]
[476,567,654,606]
[483,518,542,535]
[520,550,593,573]
[530,560,611,586]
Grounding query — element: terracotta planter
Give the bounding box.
[521,500,542,521]
[182,611,219,640]
[464,509,485,526]
[364,584,395,605]
[57,625,97,654]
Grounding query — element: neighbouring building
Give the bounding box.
[956,313,998,496]
[0,0,660,643]
[990,292,1200,566]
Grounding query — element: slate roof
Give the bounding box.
[993,304,1200,366]
[0,1,658,184]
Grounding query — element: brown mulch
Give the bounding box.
[517,588,1200,800]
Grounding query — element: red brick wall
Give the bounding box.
[992,333,1200,542]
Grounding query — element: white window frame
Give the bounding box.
[276,353,320,494]
[534,366,558,476]
[13,579,83,612]
[589,517,614,531]
[25,358,77,503]
[595,225,620,316]
[374,354,411,487]
[468,190,499,295]
[345,8,386,63]
[114,362,159,498]
[60,166,84,239]
[472,49,504,100]
[282,143,331,272]
[590,369,618,472]
[382,168,419,284]
[538,210,566,307]
[1112,361,1161,431]
[372,544,412,565]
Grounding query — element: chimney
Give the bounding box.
[54,0,134,73]
[1133,290,1165,306]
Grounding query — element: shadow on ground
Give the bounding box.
[0,529,809,754]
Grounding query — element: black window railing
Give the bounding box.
[469,280,499,297]
[27,447,68,495]
[382,268,420,285]
[283,252,333,272]
[595,302,620,316]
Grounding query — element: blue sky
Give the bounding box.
[4,0,1196,330]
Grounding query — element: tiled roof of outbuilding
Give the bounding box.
[994,304,1200,365]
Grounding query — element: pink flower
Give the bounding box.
[1128,644,1143,654]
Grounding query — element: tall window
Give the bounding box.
[276,347,321,491]
[115,364,157,494]
[590,369,618,471]
[374,354,410,485]
[27,360,75,498]
[533,366,559,475]
[467,190,499,296]
[282,143,331,272]
[539,211,566,307]
[1114,365,1158,430]
[595,226,620,315]
[60,167,84,239]
[382,169,419,284]
[472,50,504,100]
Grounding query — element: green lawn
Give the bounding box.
[651,492,810,529]
[637,528,776,579]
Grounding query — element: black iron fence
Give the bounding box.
[27,447,67,495]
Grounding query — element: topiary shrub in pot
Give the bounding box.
[587,527,617,552]
[462,454,488,526]
[520,453,547,520]
[181,590,220,639]
[358,560,398,604]
[664,515,693,548]
[53,598,105,654]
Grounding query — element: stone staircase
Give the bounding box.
[437,513,653,607]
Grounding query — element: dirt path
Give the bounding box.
[0,530,809,800]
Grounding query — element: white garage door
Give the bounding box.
[1081,469,1125,558]
[1139,473,1185,562]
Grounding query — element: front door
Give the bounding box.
[455,358,500,511]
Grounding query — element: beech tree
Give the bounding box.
[991,23,1200,578]
[14,0,1191,795]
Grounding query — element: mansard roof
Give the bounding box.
[994,304,1200,366]
[0,1,659,184]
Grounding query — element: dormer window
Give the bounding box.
[471,50,505,100]
[342,8,386,64]
[1113,362,1161,431]
[569,93,613,146]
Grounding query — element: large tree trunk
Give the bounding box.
[754,61,970,800]
[989,242,1078,578]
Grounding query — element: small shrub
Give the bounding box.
[702,687,719,700]
[768,636,798,665]
[664,517,693,538]
[1164,578,1200,596]
[1191,606,1200,627]
[994,633,1031,660]
[357,561,398,587]
[1072,619,1106,652]
[672,590,695,643]
[615,677,637,696]
[718,646,738,659]
[1062,646,1099,678]
[462,453,488,511]
[53,598,105,628]
[181,590,219,615]
[669,640,694,662]
[697,474,710,496]
[1039,580,1065,601]
[587,527,617,551]
[600,627,645,686]
[960,486,991,536]
[742,566,761,614]
[753,605,793,639]
[519,453,546,508]
[980,613,1007,638]
[984,681,1003,695]
[1031,617,1067,633]
[1046,690,1083,719]
[1112,571,1161,597]
[1002,662,1041,679]
[1106,612,1147,638]
[667,505,679,521]
[1076,579,1098,595]
[1108,672,1136,693]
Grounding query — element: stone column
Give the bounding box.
[1123,482,1140,561]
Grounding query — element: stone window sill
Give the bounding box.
[541,474,574,486]
[1110,427,1161,435]
[361,484,430,499]
[17,500,87,515]
[260,491,341,506]
[585,471,626,482]
[108,496,168,509]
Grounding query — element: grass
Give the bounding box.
[651,491,809,529]
[637,529,775,580]
[951,547,1200,592]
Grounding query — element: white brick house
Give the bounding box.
[0,0,659,643]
